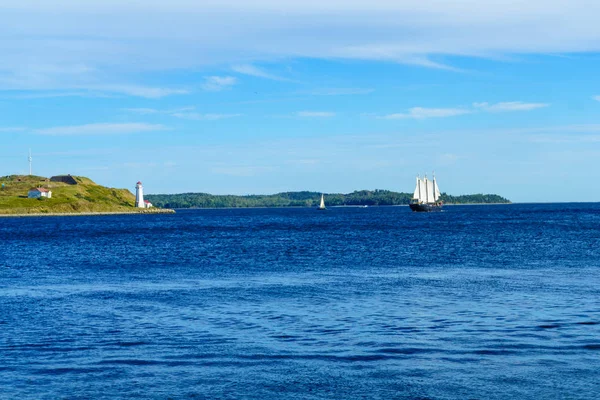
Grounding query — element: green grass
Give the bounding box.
[0,175,141,214]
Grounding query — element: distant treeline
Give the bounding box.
[145,190,511,209]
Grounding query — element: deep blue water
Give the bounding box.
[1,204,600,399]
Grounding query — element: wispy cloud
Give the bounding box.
[331,47,462,71]
[473,101,549,112]
[0,127,27,132]
[84,85,189,98]
[380,107,471,120]
[122,108,160,115]
[593,96,600,102]
[1,2,600,80]
[302,88,374,96]
[123,107,241,121]
[296,111,336,118]
[0,64,189,98]
[379,101,549,120]
[0,91,115,100]
[232,65,290,81]
[201,76,238,91]
[123,107,195,115]
[0,81,189,99]
[170,112,242,121]
[35,123,167,136]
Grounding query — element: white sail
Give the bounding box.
[426,179,435,203]
[410,173,442,209]
[412,175,441,204]
[413,176,421,200]
[422,177,430,203]
[418,178,427,203]
[319,194,325,209]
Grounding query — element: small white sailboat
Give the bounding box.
[318,194,326,210]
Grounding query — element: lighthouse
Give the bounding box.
[135,181,144,208]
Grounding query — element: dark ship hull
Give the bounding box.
[409,203,442,212]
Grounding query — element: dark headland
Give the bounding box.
[0,175,174,216]
[146,190,511,209]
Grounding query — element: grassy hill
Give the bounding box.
[0,175,166,215]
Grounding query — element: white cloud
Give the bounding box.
[123,106,195,115]
[0,91,112,99]
[381,107,471,120]
[380,101,549,120]
[0,0,598,94]
[0,63,190,97]
[170,112,242,120]
[201,76,238,91]
[85,85,189,98]
[301,88,374,96]
[122,108,159,115]
[593,96,600,102]
[122,107,241,121]
[474,101,549,112]
[0,127,27,132]
[4,2,598,71]
[0,0,598,122]
[296,111,336,117]
[35,123,167,136]
[232,65,289,81]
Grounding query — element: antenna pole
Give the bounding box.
[28,149,32,176]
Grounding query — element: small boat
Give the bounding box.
[409,174,443,212]
[318,193,326,210]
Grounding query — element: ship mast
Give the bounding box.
[416,175,421,201]
[424,174,429,204]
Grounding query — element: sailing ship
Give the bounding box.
[409,174,442,212]
[318,194,326,210]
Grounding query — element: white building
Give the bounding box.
[144,200,153,208]
[135,181,144,208]
[28,187,52,199]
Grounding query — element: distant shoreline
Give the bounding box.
[166,203,512,210]
[146,191,511,209]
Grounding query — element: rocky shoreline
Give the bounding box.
[0,208,176,217]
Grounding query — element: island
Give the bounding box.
[0,175,174,216]
[145,190,511,209]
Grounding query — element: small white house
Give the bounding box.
[28,187,52,199]
[143,200,153,208]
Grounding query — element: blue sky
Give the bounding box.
[1,1,600,202]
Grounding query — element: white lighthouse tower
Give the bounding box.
[135,181,144,208]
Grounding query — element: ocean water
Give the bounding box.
[1,204,599,399]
